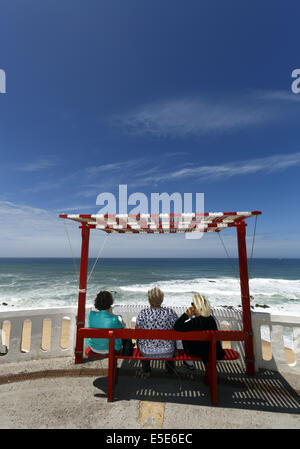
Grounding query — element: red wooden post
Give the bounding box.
[108,331,114,402]
[74,223,90,364]
[209,334,218,404]
[237,222,255,376]
[114,357,118,384]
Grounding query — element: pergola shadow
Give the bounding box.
[92,359,300,414]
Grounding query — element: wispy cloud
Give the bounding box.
[15,159,59,172]
[164,151,191,157]
[85,158,147,175]
[114,90,300,139]
[0,201,60,236]
[75,151,300,192]
[24,181,64,194]
[55,205,98,212]
[114,94,277,138]
[131,152,300,186]
[1,201,299,258]
[254,89,300,103]
[0,201,81,257]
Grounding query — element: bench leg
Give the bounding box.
[107,336,114,402]
[209,338,218,405]
[74,335,84,364]
[114,359,118,384]
[107,359,114,402]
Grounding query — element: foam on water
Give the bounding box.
[119,277,300,314]
[0,258,299,349]
[1,274,300,312]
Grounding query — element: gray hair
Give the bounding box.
[148,287,164,307]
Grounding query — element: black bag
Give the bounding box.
[122,339,135,356]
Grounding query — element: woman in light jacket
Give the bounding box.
[136,287,178,377]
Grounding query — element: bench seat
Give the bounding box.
[81,328,246,405]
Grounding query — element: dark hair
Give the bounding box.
[94,291,114,311]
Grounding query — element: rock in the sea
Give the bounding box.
[2,302,8,306]
[220,305,235,310]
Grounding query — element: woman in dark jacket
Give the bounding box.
[174,294,225,369]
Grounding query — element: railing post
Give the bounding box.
[237,222,255,376]
[74,223,90,364]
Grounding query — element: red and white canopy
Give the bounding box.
[59,211,261,233]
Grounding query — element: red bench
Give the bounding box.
[80,328,243,404]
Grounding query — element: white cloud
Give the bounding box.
[0,201,80,257]
[15,159,59,172]
[55,205,98,212]
[24,181,64,194]
[0,201,299,257]
[131,152,300,186]
[114,90,300,139]
[115,94,279,138]
[85,158,147,175]
[254,89,300,102]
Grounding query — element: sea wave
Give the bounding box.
[0,274,299,348]
[1,276,299,311]
[119,277,300,307]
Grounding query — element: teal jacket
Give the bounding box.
[86,310,123,352]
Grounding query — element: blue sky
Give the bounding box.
[0,1,300,257]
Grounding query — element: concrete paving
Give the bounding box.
[0,356,299,429]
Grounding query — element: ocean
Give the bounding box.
[0,258,299,315]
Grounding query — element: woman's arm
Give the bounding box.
[135,310,144,329]
[174,313,203,332]
[112,315,123,329]
[88,311,93,328]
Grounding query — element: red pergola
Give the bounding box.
[60,210,261,375]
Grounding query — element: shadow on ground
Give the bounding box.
[92,359,300,414]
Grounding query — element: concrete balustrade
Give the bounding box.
[0,307,77,362]
[0,305,299,375]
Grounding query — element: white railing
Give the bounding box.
[0,305,299,375]
[252,311,300,374]
[0,307,77,363]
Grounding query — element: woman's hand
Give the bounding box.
[185,307,194,317]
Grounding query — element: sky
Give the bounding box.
[0,1,300,258]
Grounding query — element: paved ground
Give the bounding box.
[0,356,299,429]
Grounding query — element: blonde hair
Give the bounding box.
[148,287,164,307]
[193,294,211,317]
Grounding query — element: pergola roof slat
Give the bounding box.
[59,211,261,233]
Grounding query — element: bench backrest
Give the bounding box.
[79,328,245,342]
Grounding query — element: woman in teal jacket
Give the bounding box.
[86,291,123,353]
